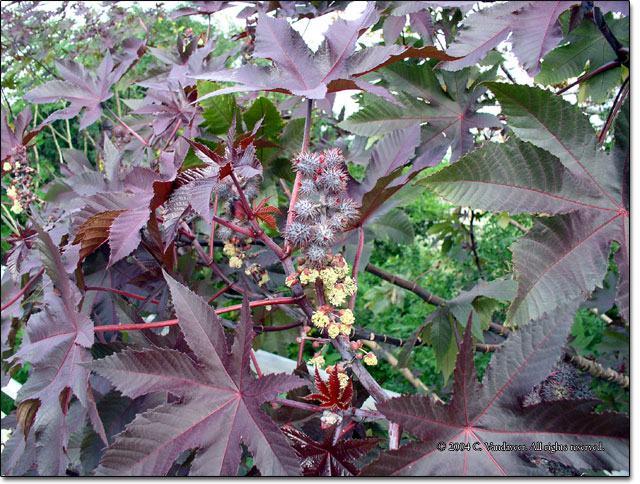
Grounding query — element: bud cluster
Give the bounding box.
[2,145,41,215]
[285,149,359,268]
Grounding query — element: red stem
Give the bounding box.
[85,286,160,305]
[102,103,149,147]
[1,268,44,311]
[250,350,263,378]
[161,119,182,152]
[598,76,629,146]
[273,398,383,420]
[348,226,364,311]
[210,194,219,259]
[207,284,231,304]
[285,99,313,255]
[212,214,254,238]
[94,297,300,332]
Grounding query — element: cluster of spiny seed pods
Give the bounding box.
[284,149,359,268]
[3,145,40,214]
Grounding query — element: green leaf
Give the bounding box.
[535,12,629,102]
[428,310,457,383]
[198,81,240,136]
[243,97,285,139]
[370,209,414,244]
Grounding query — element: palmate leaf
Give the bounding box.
[437,1,576,76]
[23,50,138,130]
[194,4,455,103]
[423,85,629,325]
[340,62,500,162]
[8,225,105,474]
[86,273,305,476]
[282,425,381,476]
[1,108,42,162]
[362,301,629,476]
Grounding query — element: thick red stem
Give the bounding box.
[285,99,313,255]
[94,297,300,332]
[85,286,160,305]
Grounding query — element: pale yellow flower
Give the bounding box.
[327,288,347,306]
[363,352,378,366]
[10,199,23,214]
[258,273,270,287]
[312,311,330,329]
[229,256,243,268]
[342,276,357,296]
[339,324,351,336]
[3,162,11,171]
[320,268,338,286]
[327,323,340,339]
[339,309,355,326]
[308,355,325,368]
[6,185,17,199]
[223,242,237,256]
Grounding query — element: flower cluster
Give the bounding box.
[284,149,359,268]
[3,145,40,214]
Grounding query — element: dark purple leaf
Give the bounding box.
[23,51,134,130]
[283,424,382,476]
[9,225,105,475]
[87,274,305,476]
[437,1,575,75]
[425,85,629,325]
[340,63,500,161]
[362,301,629,476]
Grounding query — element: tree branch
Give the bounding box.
[364,264,446,306]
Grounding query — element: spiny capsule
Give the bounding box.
[338,199,359,222]
[294,199,318,221]
[317,166,346,193]
[285,221,312,246]
[312,223,335,244]
[305,244,329,266]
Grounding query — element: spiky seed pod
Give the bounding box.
[244,184,259,202]
[327,195,342,210]
[318,166,346,193]
[338,198,359,222]
[328,213,346,231]
[295,152,320,176]
[305,244,329,267]
[294,198,318,221]
[298,177,319,196]
[214,182,232,199]
[323,148,343,168]
[313,223,335,244]
[218,225,234,241]
[285,221,312,246]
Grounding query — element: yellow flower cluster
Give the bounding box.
[312,310,330,328]
[223,242,237,257]
[229,256,243,268]
[299,268,320,285]
[339,309,355,326]
[285,274,298,287]
[308,355,325,367]
[363,352,378,366]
